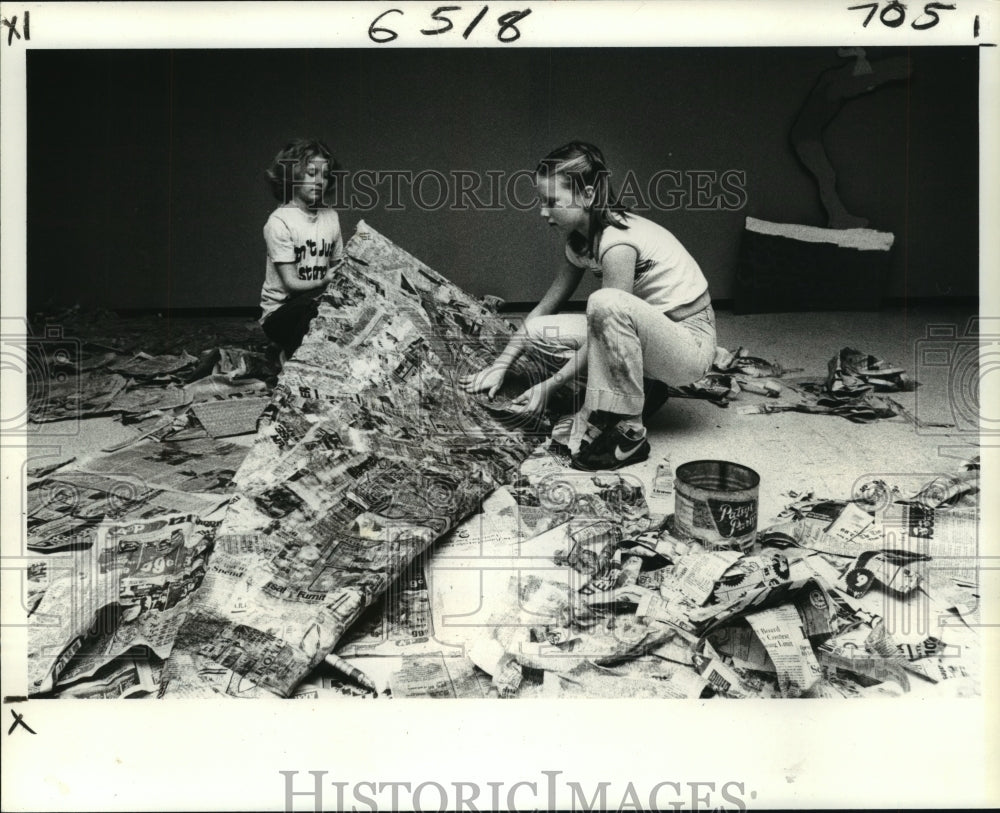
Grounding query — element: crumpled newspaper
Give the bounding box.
[466,459,980,700]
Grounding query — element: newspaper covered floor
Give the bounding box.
[25,224,980,700]
[309,454,979,700]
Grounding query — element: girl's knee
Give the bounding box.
[523,316,546,342]
[586,287,629,315]
[524,315,582,344]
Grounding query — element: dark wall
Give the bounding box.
[27,47,978,312]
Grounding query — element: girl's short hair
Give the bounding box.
[535,141,629,258]
[266,138,341,203]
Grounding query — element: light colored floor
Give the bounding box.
[641,304,980,524]
[28,304,980,531]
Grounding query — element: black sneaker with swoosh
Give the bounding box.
[570,422,650,471]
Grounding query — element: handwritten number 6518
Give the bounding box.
[369,6,532,43]
[848,2,956,29]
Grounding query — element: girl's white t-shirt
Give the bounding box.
[565,213,709,312]
[260,206,344,321]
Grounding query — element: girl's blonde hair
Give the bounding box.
[535,141,629,258]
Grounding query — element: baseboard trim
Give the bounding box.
[499,296,978,314]
[83,307,263,319]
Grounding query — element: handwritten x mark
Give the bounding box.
[8,709,36,735]
[1,16,22,45]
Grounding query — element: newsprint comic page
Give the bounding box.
[1,1,998,810]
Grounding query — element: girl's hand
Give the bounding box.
[510,381,551,417]
[459,365,506,399]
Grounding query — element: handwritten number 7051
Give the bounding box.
[848,2,956,29]
[369,6,532,43]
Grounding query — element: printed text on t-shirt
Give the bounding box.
[294,237,336,280]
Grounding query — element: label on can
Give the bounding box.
[707,498,758,538]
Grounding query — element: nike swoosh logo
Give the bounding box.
[613,441,645,461]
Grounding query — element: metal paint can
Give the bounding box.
[673,460,760,552]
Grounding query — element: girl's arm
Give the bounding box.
[531,259,586,318]
[510,338,588,414]
[516,248,637,412]
[275,262,332,294]
[331,227,345,262]
[491,261,584,371]
[597,245,638,294]
[459,260,582,398]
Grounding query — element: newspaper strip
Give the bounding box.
[108,351,198,379]
[30,372,129,423]
[191,395,270,438]
[28,512,219,694]
[670,549,743,605]
[75,437,249,494]
[744,604,822,696]
[881,501,979,583]
[706,623,774,673]
[691,640,778,699]
[27,471,228,553]
[108,384,193,414]
[388,653,492,698]
[336,557,434,657]
[511,458,651,539]
[55,654,158,700]
[712,552,791,606]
